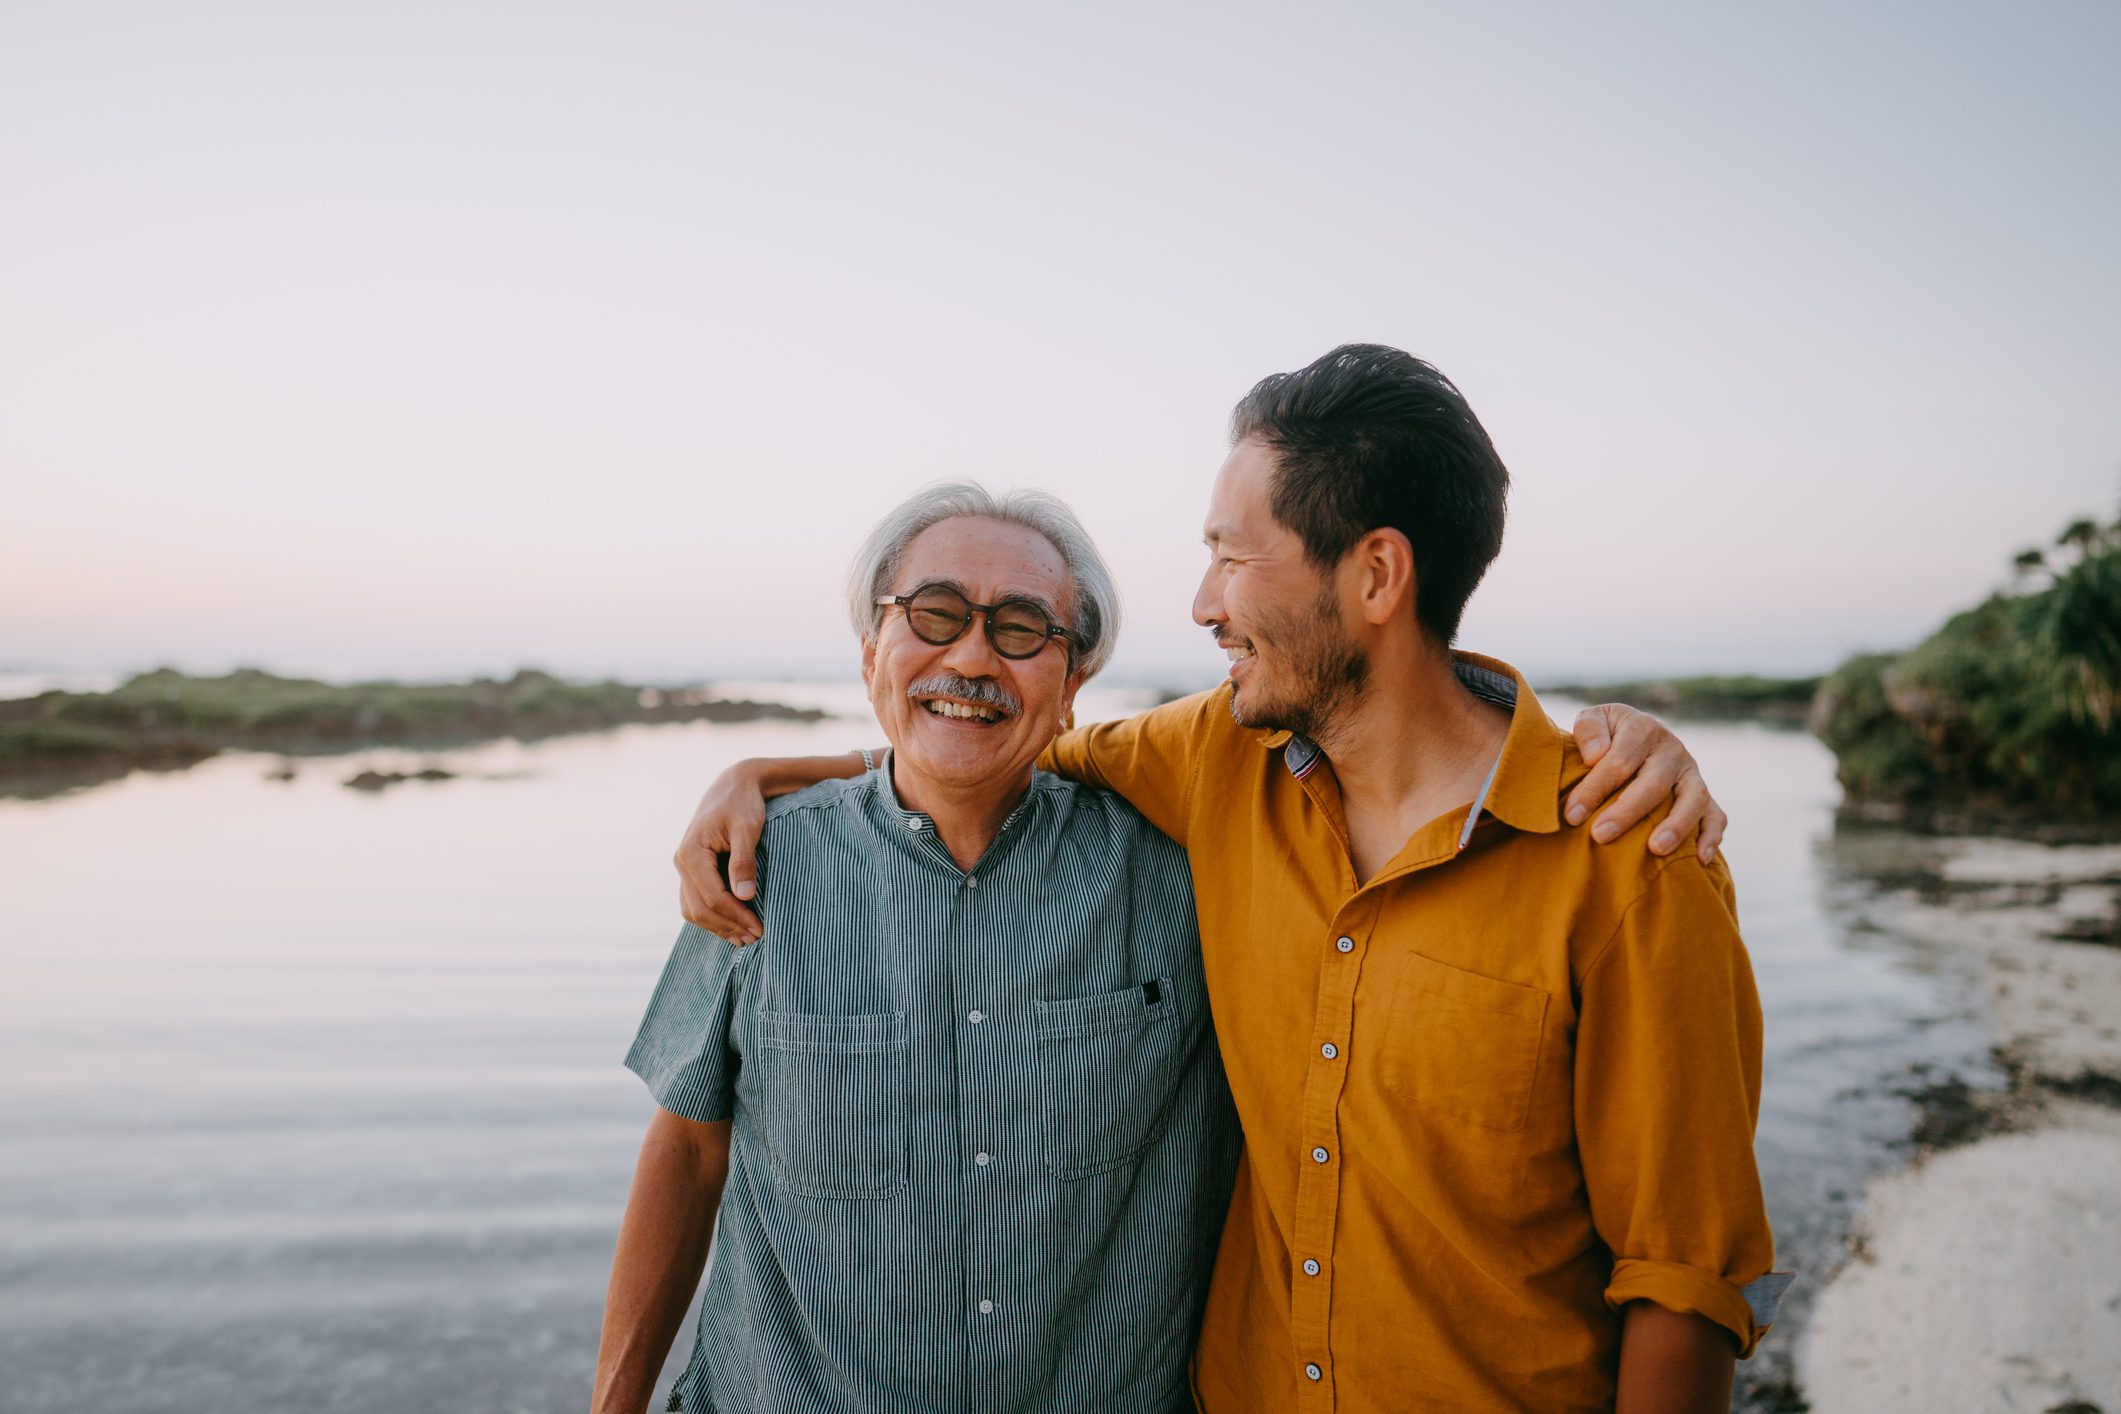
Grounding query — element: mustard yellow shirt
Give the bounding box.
[1040,653,1778,1413]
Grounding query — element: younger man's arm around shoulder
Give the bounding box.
[1574,848,1786,1405]
[592,1109,731,1414]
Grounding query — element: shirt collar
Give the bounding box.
[1452,651,1568,836]
[1263,651,1569,836]
[865,748,1043,866]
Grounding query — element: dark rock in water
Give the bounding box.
[2045,911,2121,948]
[1737,1375,1812,1413]
[2038,1070,2121,1108]
[1893,1072,2018,1152]
[344,766,458,791]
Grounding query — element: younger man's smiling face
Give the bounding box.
[862,515,1085,802]
[1194,438,1370,741]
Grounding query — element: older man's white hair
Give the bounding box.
[846,482,1121,680]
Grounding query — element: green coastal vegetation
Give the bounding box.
[0,667,824,790]
[1810,510,2121,825]
[1541,674,1823,725]
[1556,508,2120,827]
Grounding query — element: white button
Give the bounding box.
[1304,1363,1322,1381]
[968,1009,985,1024]
[975,1151,992,1167]
[966,876,978,888]
[1335,936,1354,953]
[1321,1042,1338,1060]
[906,816,923,831]
[1311,1146,1329,1164]
[1303,1258,1321,1276]
[978,1299,995,1315]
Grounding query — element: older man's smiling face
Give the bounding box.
[861,516,1084,806]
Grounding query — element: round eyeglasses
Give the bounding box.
[875,583,1078,661]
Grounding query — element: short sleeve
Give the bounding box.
[624,922,752,1122]
[1574,854,1784,1356]
[1035,688,1224,844]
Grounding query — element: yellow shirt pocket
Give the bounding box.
[1380,952,1550,1134]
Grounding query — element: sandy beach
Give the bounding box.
[1799,838,2121,1414]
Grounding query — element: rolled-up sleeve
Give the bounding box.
[624,922,752,1122]
[1574,853,1785,1356]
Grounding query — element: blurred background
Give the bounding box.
[3,3,2117,1411]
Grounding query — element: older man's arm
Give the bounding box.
[592,1108,733,1414]
[1566,705,1728,861]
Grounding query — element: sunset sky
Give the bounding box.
[4,1,2116,688]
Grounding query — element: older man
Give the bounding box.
[592,486,1239,1414]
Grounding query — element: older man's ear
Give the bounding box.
[1058,672,1090,732]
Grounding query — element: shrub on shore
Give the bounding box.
[1811,510,2121,819]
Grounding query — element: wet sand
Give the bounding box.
[1799,839,2121,1413]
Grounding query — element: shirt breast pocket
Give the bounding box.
[1035,978,1187,1180]
[755,1010,908,1199]
[1380,953,1549,1133]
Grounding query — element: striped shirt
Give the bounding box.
[625,766,1241,1414]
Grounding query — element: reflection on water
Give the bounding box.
[0,693,2000,1411]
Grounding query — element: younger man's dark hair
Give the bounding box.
[1230,344,1509,646]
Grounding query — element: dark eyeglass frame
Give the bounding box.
[875,583,1079,662]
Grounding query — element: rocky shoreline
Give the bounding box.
[1796,837,2121,1412]
[0,668,826,798]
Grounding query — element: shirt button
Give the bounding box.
[967,1009,985,1024]
[978,1299,995,1315]
[975,1151,992,1167]
[1311,1146,1329,1164]
[966,875,978,888]
[1335,936,1354,953]
[1304,1363,1323,1381]
[1320,1042,1338,1060]
[906,816,923,831]
[1303,1258,1321,1276]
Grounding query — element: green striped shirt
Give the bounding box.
[626,766,1240,1413]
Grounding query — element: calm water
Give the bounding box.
[0,687,1997,1411]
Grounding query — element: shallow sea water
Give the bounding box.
[0,686,1998,1411]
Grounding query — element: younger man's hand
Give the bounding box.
[675,762,769,944]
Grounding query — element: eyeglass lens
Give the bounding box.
[904,586,1055,658]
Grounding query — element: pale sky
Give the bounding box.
[4,1,2116,688]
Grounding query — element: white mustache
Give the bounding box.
[907,672,1022,717]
